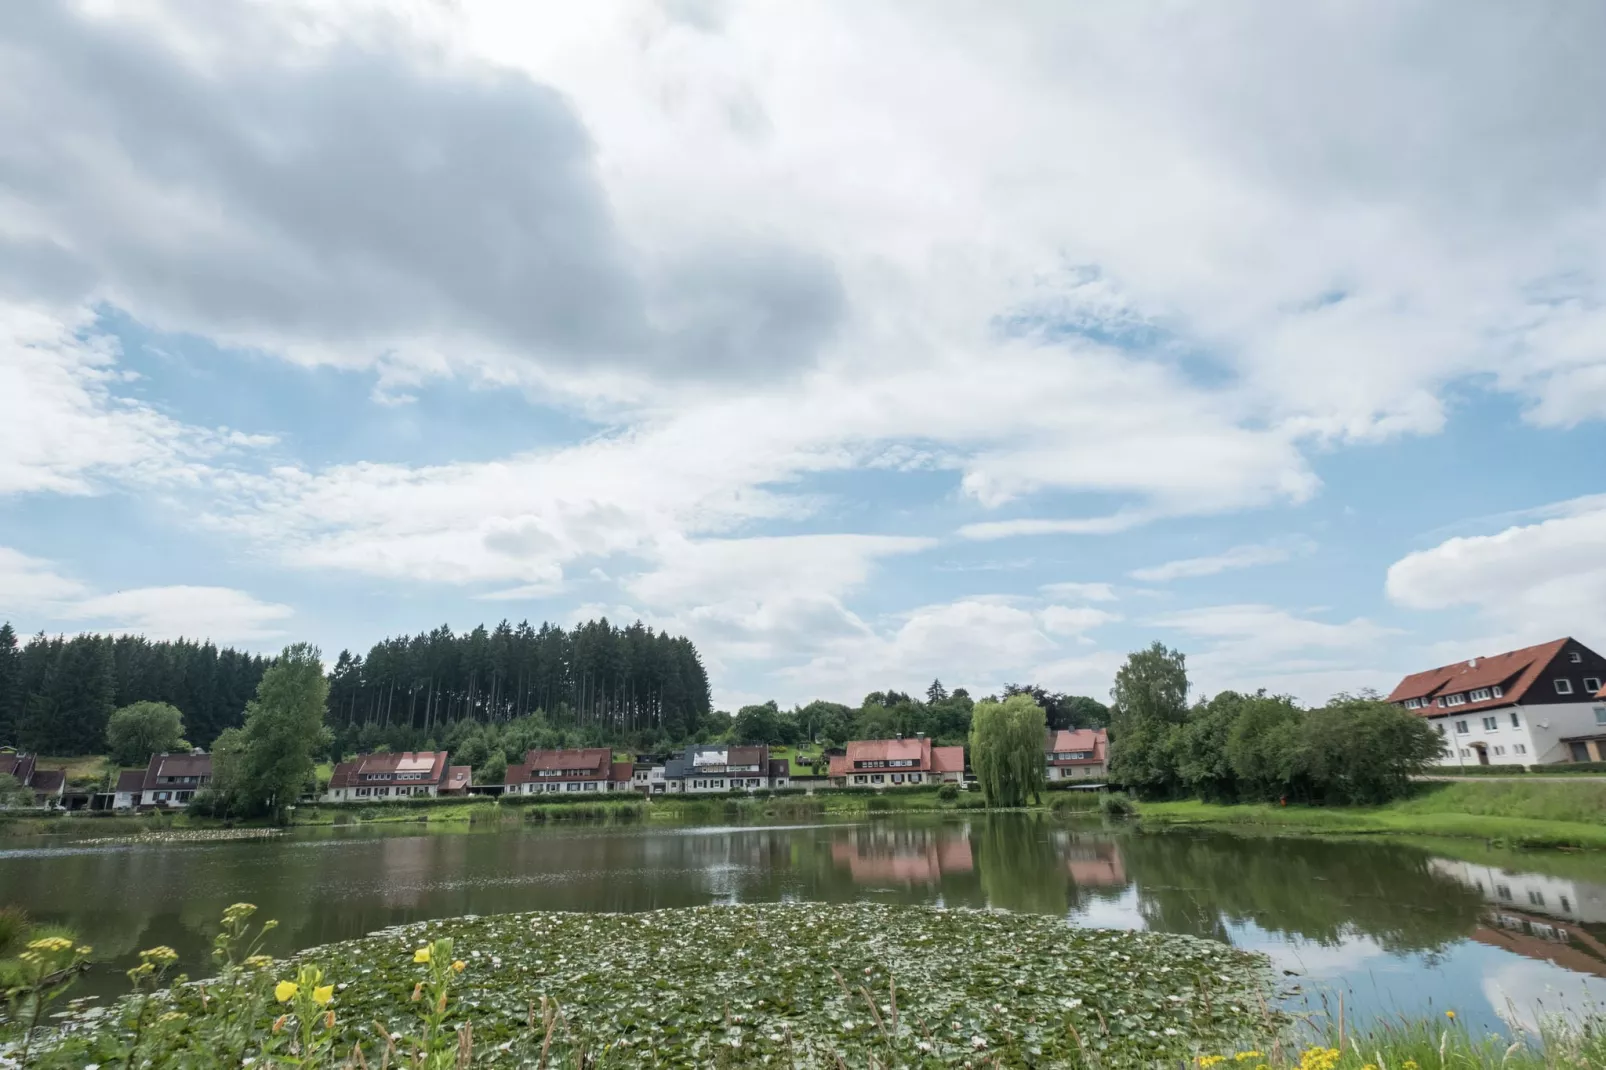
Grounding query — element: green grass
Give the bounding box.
[1139,781,1606,849]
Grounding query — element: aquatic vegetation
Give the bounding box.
[28,902,1274,1066]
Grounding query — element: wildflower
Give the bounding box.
[412,982,424,1002]
[1198,1056,1226,1068]
[312,985,334,1006]
[76,945,93,956]
[413,947,431,964]
[157,1011,188,1023]
[1403,1063,1419,1070]
[1236,1054,1263,1062]
[275,980,299,1003]
[971,1036,988,1050]
[271,1015,288,1034]
[140,946,179,968]
[28,936,75,953]
[244,954,274,969]
[1445,1010,1456,1019]
[452,959,466,973]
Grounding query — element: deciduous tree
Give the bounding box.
[105,701,187,766]
[970,693,1047,807]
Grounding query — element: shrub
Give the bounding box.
[1100,792,1137,818]
[1051,792,1100,814]
[1427,765,1528,776]
[1531,761,1606,774]
[865,794,892,811]
[937,782,959,801]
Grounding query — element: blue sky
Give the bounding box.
[3,1,1605,710]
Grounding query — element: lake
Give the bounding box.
[3,813,1604,1036]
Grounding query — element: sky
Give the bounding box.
[2,0,1605,712]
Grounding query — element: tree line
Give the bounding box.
[0,625,270,754]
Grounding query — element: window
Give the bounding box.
[1470,688,1491,702]
[1555,679,1574,695]
[1594,707,1606,726]
[1493,746,1505,756]
[1528,890,1545,906]
[1445,693,1467,706]
[1585,677,1602,693]
[1511,711,1521,728]
[1482,716,1499,731]
[1405,698,1422,710]
[1455,720,1468,734]
[1496,884,1512,900]
[1571,652,1583,663]
[566,782,580,792]
[1459,748,1471,757]
[1435,724,1445,735]
[1561,895,1572,913]
[1515,744,1527,755]
[1493,685,1504,698]
[1436,697,1446,707]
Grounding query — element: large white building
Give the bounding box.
[1387,638,1606,766]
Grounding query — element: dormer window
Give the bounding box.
[1404,698,1422,710]
[1492,685,1503,699]
[1444,693,1467,707]
[1470,688,1491,702]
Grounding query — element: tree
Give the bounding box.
[925,679,948,704]
[105,701,187,766]
[0,774,32,808]
[970,693,1047,807]
[1109,642,1190,795]
[731,701,783,744]
[480,750,507,786]
[1297,695,1446,804]
[239,645,330,822]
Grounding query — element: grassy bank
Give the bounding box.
[1138,780,1606,849]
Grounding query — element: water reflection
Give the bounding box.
[4,815,1605,1031]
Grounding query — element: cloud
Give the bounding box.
[0,0,841,387]
[1039,581,1118,602]
[1154,603,1398,705]
[959,513,1148,541]
[1130,537,1314,583]
[0,303,253,495]
[1386,496,1606,643]
[0,545,291,644]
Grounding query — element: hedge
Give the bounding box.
[1529,761,1606,774]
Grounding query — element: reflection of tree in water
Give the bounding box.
[1119,832,1487,954]
[974,813,1070,915]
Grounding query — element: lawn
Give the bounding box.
[1138,781,1606,850]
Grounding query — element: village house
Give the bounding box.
[0,752,66,807]
[826,738,965,788]
[660,744,790,792]
[1386,637,1606,766]
[504,748,634,794]
[112,769,146,810]
[1046,728,1109,782]
[321,751,460,802]
[134,751,213,808]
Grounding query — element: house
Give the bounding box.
[442,766,472,795]
[504,748,634,795]
[112,769,146,810]
[826,738,965,788]
[322,751,453,802]
[0,752,67,807]
[1386,637,1606,766]
[1046,728,1109,782]
[660,744,790,792]
[137,752,213,808]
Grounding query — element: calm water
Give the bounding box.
[3,814,1604,1034]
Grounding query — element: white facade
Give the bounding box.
[112,788,139,810]
[513,777,628,794]
[321,782,441,803]
[1429,859,1606,925]
[1426,700,1606,766]
[1047,763,1105,781]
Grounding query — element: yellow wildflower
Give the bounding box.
[1235,1053,1263,1062]
[1198,1057,1226,1068]
[452,959,466,973]
[141,946,179,967]
[413,947,431,964]
[1403,1063,1419,1070]
[1446,1010,1456,1019]
[28,936,75,952]
[244,954,274,969]
[312,984,334,1006]
[275,980,299,1002]
[76,945,93,956]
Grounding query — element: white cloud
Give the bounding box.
[0,304,247,495]
[1130,538,1314,583]
[1154,604,1398,705]
[1386,496,1606,644]
[1040,605,1118,637]
[1039,581,1118,602]
[61,586,294,644]
[0,545,291,645]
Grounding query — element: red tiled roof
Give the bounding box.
[1386,638,1571,715]
[328,751,449,789]
[445,766,472,790]
[609,761,634,783]
[1047,728,1108,765]
[830,738,950,778]
[505,748,614,785]
[768,758,791,778]
[932,746,965,773]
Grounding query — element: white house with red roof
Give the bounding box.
[1386,638,1606,766]
[1045,728,1109,782]
[321,751,454,802]
[504,748,635,794]
[827,738,965,787]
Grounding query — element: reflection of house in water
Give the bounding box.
[831,825,974,884]
[1430,860,1606,977]
[1064,841,1126,887]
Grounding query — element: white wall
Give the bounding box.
[1522,701,1606,764]
[1426,709,1535,766]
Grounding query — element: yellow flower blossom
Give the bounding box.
[413,947,431,964]
[1235,1053,1263,1062]
[1446,1010,1456,1019]
[1198,1057,1226,1068]
[1298,1047,1342,1070]
[275,980,299,1002]
[312,985,334,1006]
[140,946,179,967]
[1403,1063,1419,1070]
[452,959,466,973]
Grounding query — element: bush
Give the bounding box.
[1100,792,1137,819]
[1051,792,1100,814]
[1531,761,1606,774]
[865,794,892,812]
[937,782,959,801]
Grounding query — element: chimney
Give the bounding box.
[1467,658,1479,669]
